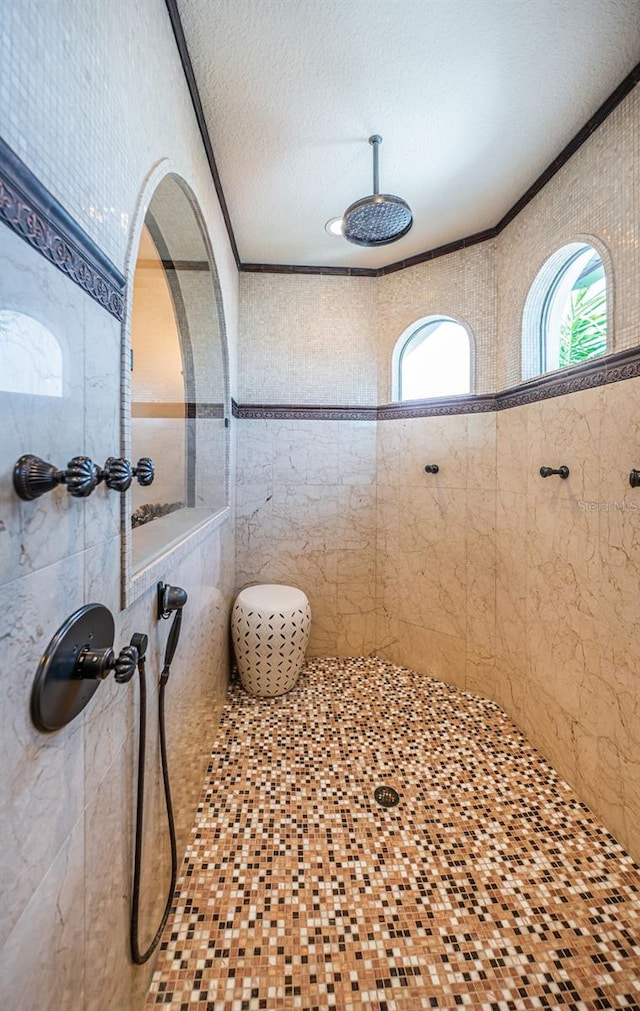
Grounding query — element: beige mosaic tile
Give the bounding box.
[146,658,640,1010]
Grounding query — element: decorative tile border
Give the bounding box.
[235,346,640,420]
[235,402,378,421]
[0,137,126,320]
[378,392,497,419]
[496,345,640,411]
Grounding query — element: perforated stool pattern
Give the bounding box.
[231,584,311,698]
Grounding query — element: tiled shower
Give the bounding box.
[1,1,640,1009]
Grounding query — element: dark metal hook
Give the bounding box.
[540,465,570,479]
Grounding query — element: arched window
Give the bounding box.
[392,316,472,401]
[522,242,608,380]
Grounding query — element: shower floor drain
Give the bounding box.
[374,785,400,808]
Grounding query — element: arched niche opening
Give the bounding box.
[125,173,229,593]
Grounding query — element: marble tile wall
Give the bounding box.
[235,418,377,656]
[494,378,640,861]
[375,412,497,693]
[0,2,238,1010]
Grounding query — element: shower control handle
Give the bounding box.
[75,643,139,683]
[100,457,133,492]
[630,469,640,488]
[424,464,439,474]
[14,454,155,500]
[65,456,100,496]
[13,453,99,500]
[133,457,155,487]
[113,645,139,683]
[98,457,155,492]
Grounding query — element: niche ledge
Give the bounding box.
[124,505,230,609]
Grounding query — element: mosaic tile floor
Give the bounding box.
[145,657,640,1011]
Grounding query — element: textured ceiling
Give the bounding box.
[176,0,640,269]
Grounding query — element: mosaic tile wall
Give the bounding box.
[496,85,639,389]
[377,241,497,400]
[0,2,238,1009]
[238,273,377,405]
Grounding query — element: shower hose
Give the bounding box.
[129,609,182,964]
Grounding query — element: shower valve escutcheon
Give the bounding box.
[13,454,154,500]
[30,604,146,732]
[540,465,570,479]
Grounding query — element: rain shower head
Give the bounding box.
[342,135,413,247]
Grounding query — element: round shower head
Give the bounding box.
[343,193,413,247]
[343,135,413,247]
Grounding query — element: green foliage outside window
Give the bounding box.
[558,260,606,367]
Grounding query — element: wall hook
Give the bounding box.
[424,464,439,474]
[540,465,569,479]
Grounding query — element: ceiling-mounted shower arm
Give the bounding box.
[342,134,413,248]
[370,134,382,195]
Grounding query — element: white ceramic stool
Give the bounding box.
[231,584,311,697]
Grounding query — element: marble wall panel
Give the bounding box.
[393,620,467,689]
[496,405,529,494]
[0,815,86,1011]
[466,488,496,661]
[338,421,376,486]
[0,227,87,586]
[235,419,377,657]
[0,553,86,947]
[273,420,340,486]
[494,379,640,861]
[595,376,640,635]
[236,420,277,486]
[495,490,528,674]
[375,413,496,696]
[83,298,122,548]
[84,751,135,1011]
